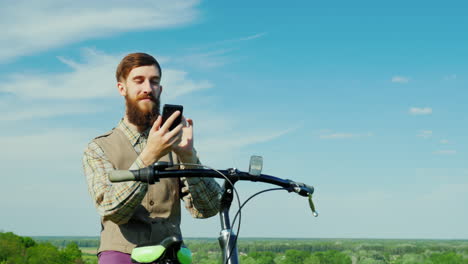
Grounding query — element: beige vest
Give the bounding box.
[93,128,181,254]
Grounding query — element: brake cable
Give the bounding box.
[173,163,243,264]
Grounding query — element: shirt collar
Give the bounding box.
[117,119,150,146]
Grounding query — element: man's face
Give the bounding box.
[118,65,162,129]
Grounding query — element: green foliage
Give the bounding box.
[249,251,276,264]
[82,255,98,264]
[240,255,260,264]
[281,249,310,264]
[312,250,351,264]
[26,243,66,264]
[0,232,26,262]
[429,251,466,264]
[20,237,36,249]
[0,231,86,264]
[62,242,84,263]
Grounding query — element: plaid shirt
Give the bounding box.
[83,119,221,224]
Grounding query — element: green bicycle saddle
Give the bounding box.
[131,236,192,264]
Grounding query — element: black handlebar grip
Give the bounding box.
[108,167,156,184]
[108,170,136,182]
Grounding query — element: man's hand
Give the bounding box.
[173,117,197,164]
[139,111,183,166]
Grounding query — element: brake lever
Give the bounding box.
[308,194,319,217]
[287,180,318,217]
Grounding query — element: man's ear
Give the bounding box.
[117,82,127,96]
[158,85,163,97]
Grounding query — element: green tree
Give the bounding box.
[281,250,310,264]
[429,252,465,264]
[249,251,276,264]
[358,257,385,264]
[312,250,352,264]
[0,232,26,262]
[62,242,84,264]
[394,253,426,264]
[21,237,36,249]
[26,243,66,264]
[304,255,321,264]
[240,256,258,264]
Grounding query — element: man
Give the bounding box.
[82,52,221,264]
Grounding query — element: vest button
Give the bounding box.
[149,200,155,206]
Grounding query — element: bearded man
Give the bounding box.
[82,52,221,264]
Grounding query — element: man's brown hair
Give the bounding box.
[116,52,162,82]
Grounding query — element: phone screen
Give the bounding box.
[161,104,183,131]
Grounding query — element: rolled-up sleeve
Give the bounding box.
[82,141,148,224]
[180,176,222,218]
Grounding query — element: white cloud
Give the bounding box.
[0,49,215,122]
[187,32,268,52]
[0,49,213,101]
[409,107,432,115]
[237,32,268,42]
[417,130,432,139]
[391,76,410,83]
[0,102,106,121]
[1,49,119,99]
[319,132,373,139]
[163,70,213,99]
[174,49,235,70]
[0,0,200,62]
[173,32,268,69]
[433,150,457,155]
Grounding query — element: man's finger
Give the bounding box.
[152,116,162,131]
[184,118,194,139]
[166,123,183,138]
[167,127,183,145]
[169,134,182,147]
[161,111,181,131]
[186,118,193,127]
[180,116,187,127]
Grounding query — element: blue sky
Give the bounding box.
[0,0,467,239]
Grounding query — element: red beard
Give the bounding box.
[125,93,160,130]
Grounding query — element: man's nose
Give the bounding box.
[142,80,152,93]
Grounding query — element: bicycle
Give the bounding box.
[109,155,318,264]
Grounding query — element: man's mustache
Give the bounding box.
[137,94,156,101]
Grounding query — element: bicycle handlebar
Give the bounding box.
[109,162,318,264]
[108,163,314,197]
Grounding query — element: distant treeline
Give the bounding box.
[31,236,468,254]
[19,235,468,264]
[32,236,100,248]
[185,238,468,263]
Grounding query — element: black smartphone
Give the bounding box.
[161,104,183,131]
